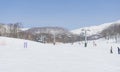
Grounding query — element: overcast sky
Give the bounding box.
[0,0,120,30]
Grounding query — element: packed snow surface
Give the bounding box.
[0,37,120,72]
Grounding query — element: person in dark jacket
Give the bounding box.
[117,47,120,54]
[110,46,113,54]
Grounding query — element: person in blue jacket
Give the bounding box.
[24,42,28,48]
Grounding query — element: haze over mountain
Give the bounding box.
[26,27,71,35]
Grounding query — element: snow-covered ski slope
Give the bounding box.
[0,37,120,72]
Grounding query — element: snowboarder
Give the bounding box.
[117,47,120,54]
[24,42,28,48]
[110,46,113,54]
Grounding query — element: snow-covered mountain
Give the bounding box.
[71,20,120,36]
[24,27,75,43]
[26,27,71,35]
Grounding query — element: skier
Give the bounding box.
[117,47,120,54]
[24,42,28,48]
[110,46,113,54]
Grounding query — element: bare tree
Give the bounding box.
[8,23,22,38]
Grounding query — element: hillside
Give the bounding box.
[0,37,120,72]
[0,20,120,43]
[26,27,71,35]
[71,20,120,36]
[24,27,75,43]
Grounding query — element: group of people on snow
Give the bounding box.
[110,46,120,54]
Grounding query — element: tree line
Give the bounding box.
[0,23,83,44]
[0,22,112,44]
[100,23,120,42]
